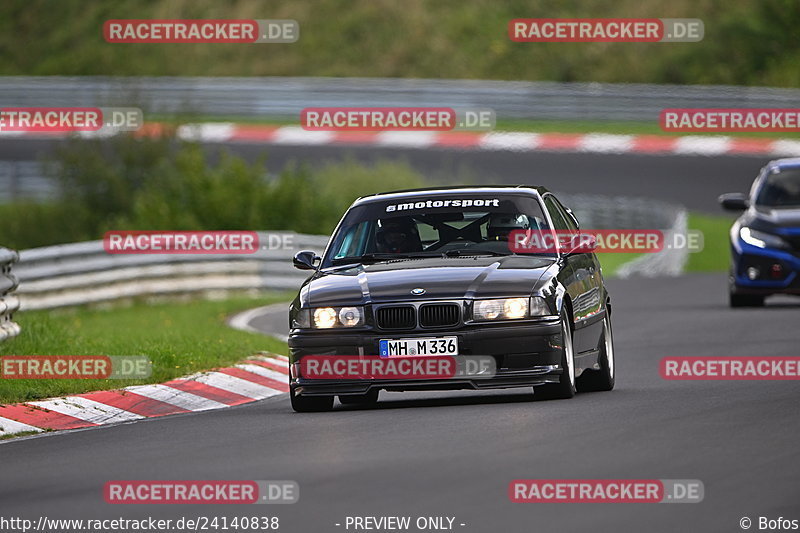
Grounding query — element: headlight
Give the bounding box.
[504,298,528,319]
[740,227,788,249]
[475,299,504,320]
[473,297,553,321]
[307,306,365,329]
[338,306,363,327]
[313,307,338,329]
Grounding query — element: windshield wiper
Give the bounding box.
[331,253,416,265]
[442,249,510,257]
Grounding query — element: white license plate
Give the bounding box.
[379,337,458,357]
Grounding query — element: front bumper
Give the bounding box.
[731,240,800,295]
[288,319,563,396]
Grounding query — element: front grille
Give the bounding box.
[419,303,460,328]
[376,306,415,330]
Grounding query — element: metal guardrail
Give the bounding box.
[0,161,60,202]
[11,196,685,310]
[0,247,21,341]
[14,232,329,310]
[565,193,689,277]
[1,76,799,121]
[561,193,680,230]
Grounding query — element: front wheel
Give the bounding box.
[729,292,765,307]
[290,387,334,412]
[729,274,765,307]
[535,310,576,400]
[576,313,615,392]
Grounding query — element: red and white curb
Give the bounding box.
[0,354,289,439]
[174,124,800,157]
[4,122,800,157]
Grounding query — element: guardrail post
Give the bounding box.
[0,247,21,342]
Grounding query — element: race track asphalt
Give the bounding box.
[2,272,798,533]
[0,138,773,213]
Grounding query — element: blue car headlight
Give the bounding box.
[739,227,789,250]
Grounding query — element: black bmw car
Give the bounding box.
[287,186,615,412]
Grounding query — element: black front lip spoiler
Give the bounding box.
[292,365,561,396]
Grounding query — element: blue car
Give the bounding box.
[719,158,800,307]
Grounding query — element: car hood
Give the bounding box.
[744,206,800,232]
[753,206,800,228]
[300,256,556,307]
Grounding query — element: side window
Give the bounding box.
[334,221,371,258]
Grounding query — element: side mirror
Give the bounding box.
[718,193,749,211]
[293,250,320,270]
[565,232,597,254]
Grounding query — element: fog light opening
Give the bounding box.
[746,267,760,280]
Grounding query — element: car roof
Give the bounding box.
[766,158,800,172]
[353,185,550,206]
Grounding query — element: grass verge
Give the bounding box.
[596,253,641,277]
[687,213,734,272]
[0,294,292,405]
[597,211,734,276]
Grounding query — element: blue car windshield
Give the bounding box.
[756,168,800,207]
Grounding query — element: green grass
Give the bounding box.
[596,253,642,276]
[3,0,800,88]
[0,430,41,440]
[0,294,292,404]
[595,211,736,276]
[686,212,735,272]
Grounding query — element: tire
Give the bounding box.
[576,313,615,392]
[729,292,764,307]
[729,274,765,307]
[339,389,379,406]
[290,387,334,412]
[535,310,576,400]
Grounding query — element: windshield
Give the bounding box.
[755,168,800,207]
[322,194,552,267]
